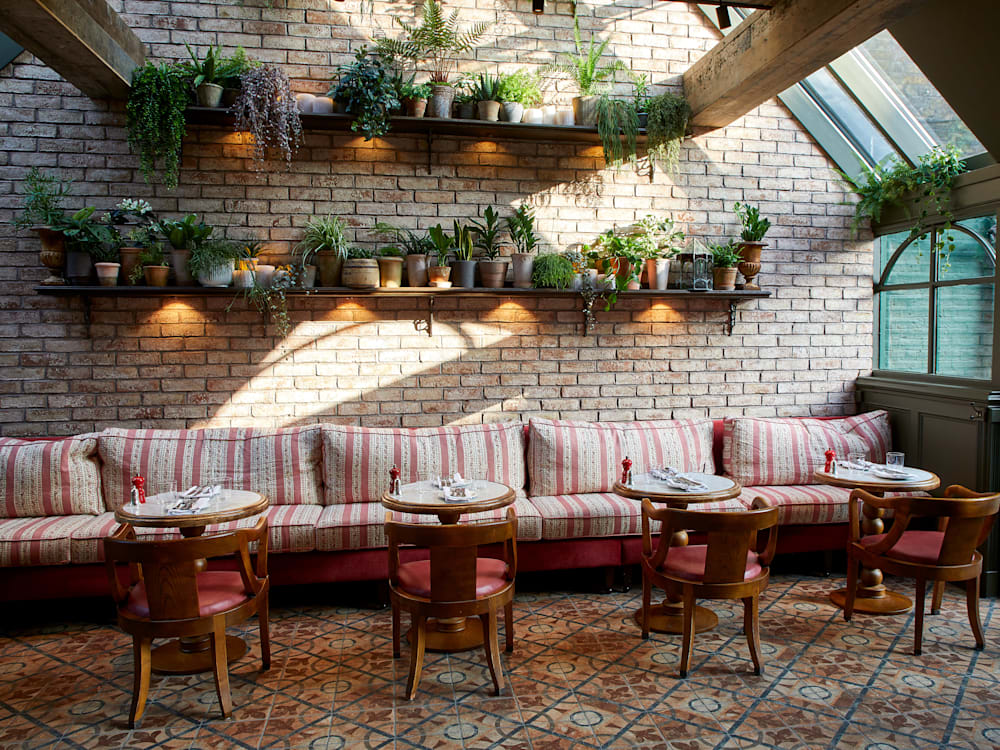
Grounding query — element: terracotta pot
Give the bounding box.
[170,249,193,285]
[342,258,380,289]
[427,265,452,287]
[428,84,454,119]
[511,253,534,289]
[255,264,275,288]
[33,226,66,286]
[300,264,317,288]
[315,251,344,287]
[501,102,524,123]
[144,265,170,287]
[477,100,501,121]
[737,241,767,290]
[377,256,404,288]
[405,254,428,287]
[572,95,600,127]
[451,259,477,288]
[478,259,508,289]
[197,260,235,288]
[614,257,633,283]
[64,248,93,285]
[94,262,120,287]
[119,246,142,286]
[713,266,738,291]
[646,258,671,290]
[404,98,427,118]
[196,82,224,108]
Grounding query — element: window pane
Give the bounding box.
[881,231,931,285]
[935,284,993,379]
[879,288,929,372]
[803,68,897,165]
[938,216,996,280]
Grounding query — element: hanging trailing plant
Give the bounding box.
[126,62,189,189]
[232,65,303,169]
[646,92,690,175]
[596,95,639,168]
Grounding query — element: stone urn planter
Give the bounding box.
[119,246,143,286]
[478,259,508,289]
[428,84,455,119]
[477,100,501,122]
[377,256,404,288]
[451,259,477,288]
[144,265,170,287]
[713,266,738,291]
[427,265,452,287]
[315,250,344,287]
[405,254,429,287]
[342,258,380,289]
[737,241,767,290]
[572,95,600,127]
[94,262,120,287]
[196,82,224,108]
[646,258,671,290]
[511,253,534,289]
[33,227,66,286]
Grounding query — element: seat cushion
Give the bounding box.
[740,485,852,525]
[97,426,324,511]
[0,516,91,566]
[396,558,509,599]
[124,571,250,618]
[0,435,103,517]
[662,544,763,582]
[321,422,527,505]
[723,411,892,487]
[861,530,946,565]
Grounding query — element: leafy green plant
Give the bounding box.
[399,80,432,100]
[498,70,542,107]
[129,241,168,284]
[378,245,404,257]
[158,214,213,250]
[452,221,475,261]
[348,246,376,259]
[632,215,685,258]
[531,253,575,289]
[470,72,501,102]
[330,46,401,140]
[427,224,454,265]
[545,19,626,96]
[372,222,434,255]
[375,0,491,85]
[506,204,538,255]
[646,92,690,175]
[709,241,742,268]
[188,238,240,277]
[12,167,71,229]
[57,207,119,258]
[470,206,503,259]
[733,202,771,243]
[126,62,189,189]
[596,95,639,167]
[183,44,221,88]
[298,215,352,263]
[632,73,650,114]
[216,47,257,89]
[238,272,295,337]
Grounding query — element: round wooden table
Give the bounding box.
[381,480,515,653]
[814,466,940,615]
[614,472,742,635]
[115,488,269,675]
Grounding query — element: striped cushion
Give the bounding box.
[723,412,892,487]
[0,516,91,566]
[97,427,323,511]
[314,500,541,551]
[0,436,103,517]
[530,493,749,540]
[527,418,715,497]
[321,422,526,505]
[740,485,852,525]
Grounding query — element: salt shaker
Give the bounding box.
[621,457,633,486]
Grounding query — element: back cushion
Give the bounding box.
[527,418,715,497]
[322,422,526,505]
[0,435,103,517]
[723,411,892,487]
[98,426,323,511]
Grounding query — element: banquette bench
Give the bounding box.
[0,412,893,601]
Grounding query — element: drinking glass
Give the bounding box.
[886,452,905,469]
[848,452,865,470]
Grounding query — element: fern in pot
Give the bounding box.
[545,19,626,126]
[298,215,351,287]
[189,238,240,288]
[471,206,507,288]
[12,167,72,286]
[506,203,539,288]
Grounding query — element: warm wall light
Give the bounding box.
[532,0,544,14]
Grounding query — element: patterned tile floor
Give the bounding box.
[1,574,1000,749]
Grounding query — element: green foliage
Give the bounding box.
[531,253,575,289]
[498,70,542,107]
[632,73,650,113]
[348,246,376,259]
[239,239,266,260]
[646,92,690,175]
[126,62,189,190]
[399,80,432,100]
[188,238,240,277]
[158,214,213,250]
[57,207,120,261]
[470,72,501,102]
[375,0,491,84]
[372,222,434,255]
[596,96,638,167]
[506,204,538,255]
[378,245,404,257]
[452,221,475,261]
[632,215,685,259]
[733,202,771,243]
[330,47,401,140]
[12,167,72,229]
[427,224,454,265]
[298,215,352,263]
[238,275,294,338]
[183,44,221,88]
[470,206,503,260]
[709,241,742,268]
[545,19,626,96]
[216,47,257,88]
[129,241,168,283]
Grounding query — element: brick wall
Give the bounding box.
[0,0,873,435]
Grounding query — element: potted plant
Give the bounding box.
[342,246,380,289]
[183,44,224,107]
[126,62,189,190]
[545,19,626,127]
[158,214,212,286]
[426,224,454,287]
[400,79,431,118]
[709,241,742,291]
[633,73,650,129]
[646,92,690,175]
[531,253,575,289]
[373,222,433,287]
[56,207,117,286]
[733,202,771,290]
[498,69,542,124]
[12,167,71,286]
[596,95,639,167]
[471,72,502,122]
[89,238,122,287]
[633,215,685,290]
[375,0,491,119]
[293,241,319,289]
[471,206,506,288]
[450,221,477,288]
[189,238,240,287]
[376,246,405,287]
[454,91,476,120]
[235,265,296,337]
[217,46,257,107]
[232,64,303,169]
[297,215,351,287]
[109,198,158,286]
[506,203,538,288]
[330,46,400,140]
[133,242,170,287]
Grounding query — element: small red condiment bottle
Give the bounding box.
[131,476,146,504]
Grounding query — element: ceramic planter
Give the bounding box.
[315,251,344,287]
[428,84,455,118]
[342,258,380,289]
[65,248,93,285]
[646,258,671,290]
[33,226,66,286]
[144,265,169,287]
[737,241,767,290]
[119,246,142,286]
[477,100,501,121]
[713,266,738,291]
[405,254,429,287]
[457,100,476,119]
[196,82,224,108]
[478,259,508,289]
[255,264,275,288]
[377,256,404,288]
[404,98,427,118]
[300,264,317,288]
[427,265,452,287]
[170,249,193,286]
[511,253,534,289]
[197,260,235,288]
[451,259,477,288]
[572,95,600,127]
[94,262,120,287]
[233,268,256,289]
[501,102,524,123]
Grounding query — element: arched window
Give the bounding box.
[875,216,997,380]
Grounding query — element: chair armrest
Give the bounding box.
[103,523,136,604]
[945,484,991,499]
[506,507,518,579]
[236,517,269,594]
[751,497,779,565]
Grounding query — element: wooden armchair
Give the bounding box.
[640,498,779,677]
[386,509,517,700]
[844,485,1000,654]
[103,518,271,727]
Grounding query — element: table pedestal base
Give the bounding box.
[634,602,718,635]
[151,635,248,675]
[830,586,912,615]
[408,617,484,653]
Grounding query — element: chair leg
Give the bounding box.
[914,578,926,656]
[405,616,426,700]
[128,636,152,729]
[679,587,696,678]
[391,601,401,659]
[843,553,859,622]
[211,620,233,719]
[966,578,985,650]
[504,601,514,654]
[743,595,762,676]
[931,580,945,615]
[480,609,504,696]
[258,589,271,671]
[641,570,651,640]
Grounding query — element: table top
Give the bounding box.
[115,489,269,529]
[613,472,742,505]
[813,465,940,493]
[381,480,515,519]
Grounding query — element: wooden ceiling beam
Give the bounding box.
[683,0,930,130]
[0,0,145,99]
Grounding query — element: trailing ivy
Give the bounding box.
[126,62,189,189]
[646,92,690,176]
[596,95,638,168]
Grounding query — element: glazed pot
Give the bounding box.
[315,251,344,287]
[64,248,93,286]
[427,265,452,287]
[405,254,429,287]
[478,259,508,289]
[457,100,476,119]
[342,258,380,289]
[646,258,671,290]
[501,102,524,123]
[572,95,600,127]
[119,246,142,286]
[255,264,275,288]
[300,264,317,288]
[170,249,193,286]
[33,226,66,286]
[144,265,170,287]
[737,241,767,290]
[197,260,235,288]
[428,84,454,119]
[377,256,404,288]
[196,82,224,108]
[511,253,534,289]
[94,262,120,287]
[477,100,501,122]
[451,259,477,288]
[404,98,427,118]
[713,266,738,291]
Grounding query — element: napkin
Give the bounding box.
[649,467,709,491]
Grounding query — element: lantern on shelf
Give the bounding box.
[691,239,712,291]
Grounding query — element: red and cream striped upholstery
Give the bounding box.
[739,485,853,526]
[0,436,103,517]
[0,516,91,566]
[723,412,892,487]
[527,418,715,498]
[97,426,324,511]
[321,422,526,505]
